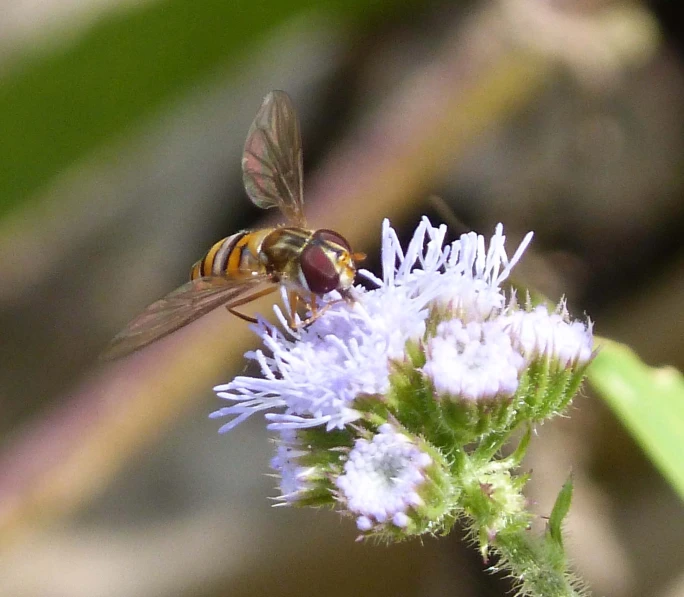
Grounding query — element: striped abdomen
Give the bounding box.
[190,228,274,280]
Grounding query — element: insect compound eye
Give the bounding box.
[300,244,340,294]
[313,229,352,253]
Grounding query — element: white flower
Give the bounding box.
[335,424,432,531]
[211,217,535,432]
[423,319,525,400]
[506,304,594,367]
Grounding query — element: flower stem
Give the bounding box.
[459,458,587,597]
[492,530,586,597]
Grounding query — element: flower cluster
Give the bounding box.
[211,217,593,538]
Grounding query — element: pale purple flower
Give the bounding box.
[423,319,525,400]
[435,224,534,320]
[212,283,428,432]
[335,424,432,531]
[506,303,594,367]
[270,429,317,503]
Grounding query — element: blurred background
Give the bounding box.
[0,0,682,595]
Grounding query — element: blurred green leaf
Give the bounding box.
[588,339,684,501]
[0,0,407,218]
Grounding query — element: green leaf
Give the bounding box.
[547,476,573,549]
[588,338,684,501]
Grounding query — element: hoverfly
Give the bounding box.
[104,90,364,360]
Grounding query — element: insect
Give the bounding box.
[104,90,364,360]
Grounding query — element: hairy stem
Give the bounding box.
[492,530,586,597]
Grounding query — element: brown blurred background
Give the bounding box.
[0,0,682,595]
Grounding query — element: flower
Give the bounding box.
[423,319,525,400]
[210,217,537,433]
[211,285,428,432]
[435,224,534,320]
[335,424,432,531]
[506,303,594,367]
[270,429,318,503]
[211,216,595,546]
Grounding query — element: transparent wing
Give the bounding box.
[103,275,274,360]
[242,90,306,226]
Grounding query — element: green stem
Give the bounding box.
[460,458,587,597]
[492,530,586,597]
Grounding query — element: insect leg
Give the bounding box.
[228,309,259,324]
[298,295,349,327]
[287,289,300,328]
[226,285,279,323]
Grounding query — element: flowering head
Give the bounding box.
[335,423,454,535]
[210,217,594,540]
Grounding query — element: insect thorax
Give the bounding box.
[261,227,313,274]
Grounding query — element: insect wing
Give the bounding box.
[242,90,306,226]
[103,276,272,360]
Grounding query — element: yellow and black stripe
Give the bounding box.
[190,231,248,279]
